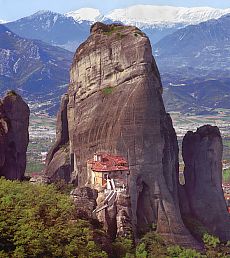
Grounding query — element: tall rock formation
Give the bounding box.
[0,91,29,180]
[44,94,71,182]
[44,22,200,247]
[180,125,230,242]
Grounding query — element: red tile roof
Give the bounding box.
[89,153,129,172]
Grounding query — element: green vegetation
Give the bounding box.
[182,216,210,241]
[203,233,230,258]
[134,31,144,37]
[103,25,124,36]
[223,168,230,183]
[112,237,134,257]
[116,32,125,40]
[167,245,201,258]
[101,86,114,95]
[26,162,45,173]
[110,231,230,257]
[133,231,230,258]
[26,114,56,175]
[0,178,108,257]
[0,178,229,257]
[6,90,18,97]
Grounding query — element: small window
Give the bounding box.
[104,174,108,179]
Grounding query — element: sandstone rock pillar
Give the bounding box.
[180,125,230,241]
[0,91,29,180]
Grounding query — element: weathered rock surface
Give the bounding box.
[44,94,71,182]
[45,22,200,247]
[116,193,133,238]
[71,187,98,218]
[180,125,230,241]
[0,91,29,180]
[96,191,133,239]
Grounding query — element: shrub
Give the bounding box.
[167,245,201,258]
[0,178,108,257]
[137,231,168,257]
[6,90,17,97]
[202,233,230,258]
[103,25,124,36]
[112,237,134,258]
[203,233,220,248]
[101,86,114,95]
[136,243,147,258]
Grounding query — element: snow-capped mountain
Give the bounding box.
[66,5,230,43]
[0,20,6,24]
[6,11,89,51]
[106,5,230,28]
[67,5,230,28]
[66,8,104,23]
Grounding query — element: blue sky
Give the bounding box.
[0,0,229,21]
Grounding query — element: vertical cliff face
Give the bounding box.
[44,94,71,182]
[180,125,230,242]
[0,92,29,180]
[45,22,200,247]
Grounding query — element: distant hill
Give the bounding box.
[6,5,230,52]
[154,14,230,113]
[0,24,73,114]
[155,14,230,71]
[5,11,89,52]
[163,77,230,113]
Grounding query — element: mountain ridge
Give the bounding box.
[0,24,73,114]
[66,5,230,28]
[5,11,89,51]
[156,14,230,113]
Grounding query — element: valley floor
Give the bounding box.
[26,110,230,182]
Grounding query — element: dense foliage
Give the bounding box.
[0,178,229,257]
[111,232,230,258]
[134,232,230,258]
[0,178,107,257]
